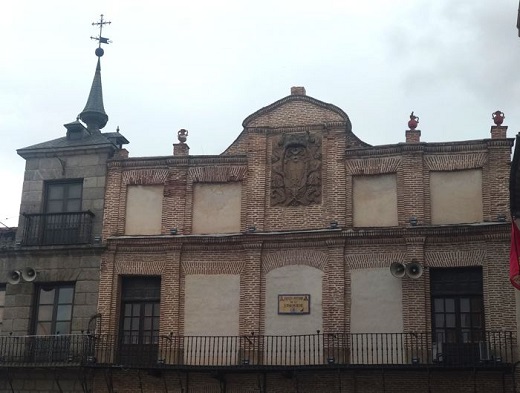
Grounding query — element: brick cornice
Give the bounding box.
[251,122,348,134]
[108,155,247,168]
[104,223,508,252]
[345,139,500,158]
[1,244,105,257]
[485,138,515,148]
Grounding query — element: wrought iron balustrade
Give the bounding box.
[0,334,92,365]
[22,211,94,246]
[0,332,513,369]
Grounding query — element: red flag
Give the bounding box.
[510,220,520,290]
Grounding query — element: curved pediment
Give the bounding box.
[242,91,352,131]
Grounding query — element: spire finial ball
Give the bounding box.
[95,47,104,57]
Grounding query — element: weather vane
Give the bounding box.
[90,14,112,57]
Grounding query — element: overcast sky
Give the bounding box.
[1,0,520,227]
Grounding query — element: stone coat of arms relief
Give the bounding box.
[271,132,322,206]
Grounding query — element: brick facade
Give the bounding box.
[95,89,517,392]
[1,87,518,393]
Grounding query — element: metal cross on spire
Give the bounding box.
[90,14,112,57]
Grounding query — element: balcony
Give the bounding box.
[0,334,91,366]
[21,211,94,246]
[0,332,514,370]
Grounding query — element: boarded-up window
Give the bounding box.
[192,183,241,234]
[125,185,164,235]
[184,275,240,336]
[353,174,398,227]
[350,268,403,334]
[430,170,483,225]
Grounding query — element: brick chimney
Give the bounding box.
[173,143,190,156]
[490,126,507,139]
[291,86,306,96]
[114,148,129,159]
[406,129,421,143]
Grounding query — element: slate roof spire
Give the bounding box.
[79,14,111,132]
[79,58,108,132]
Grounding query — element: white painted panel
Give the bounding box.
[184,275,240,336]
[184,275,240,366]
[265,265,324,365]
[353,174,398,227]
[125,185,163,235]
[192,183,242,234]
[430,169,483,224]
[350,268,404,364]
[265,265,323,336]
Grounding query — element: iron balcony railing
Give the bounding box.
[0,332,514,369]
[22,211,94,246]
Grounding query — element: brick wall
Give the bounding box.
[95,91,517,392]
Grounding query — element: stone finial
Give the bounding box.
[405,112,421,143]
[174,129,190,156]
[178,129,188,143]
[492,110,505,126]
[291,86,306,96]
[491,111,507,139]
[408,112,419,130]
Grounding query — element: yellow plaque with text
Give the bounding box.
[278,294,310,315]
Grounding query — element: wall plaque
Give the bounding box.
[278,294,311,315]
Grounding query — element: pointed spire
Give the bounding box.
[79,14,112,132]
[79,58,108,131]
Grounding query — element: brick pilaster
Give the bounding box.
[240,242,263,335]
[402,236,426,332]
[323,239,346,332]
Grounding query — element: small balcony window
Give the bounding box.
[22,180,95,245]
[34,284,75,335]
[0,284,5,333]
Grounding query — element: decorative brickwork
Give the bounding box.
[271,132,322,207]
[92,90,518,393]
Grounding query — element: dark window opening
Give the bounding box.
[34,283,75,335]
[0,284,5,333]
[41,180,86,244]
[45,181,83,214]
[119,276,161,366]
[430,267,485,365]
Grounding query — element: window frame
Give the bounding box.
[119,276,161,345]
[32,283,75,336]
[0,284,5,333]
[430,267,485,345]
[44,179,84,214]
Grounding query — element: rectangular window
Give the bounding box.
[34,284,75,335]
[45,181,83,213]
[119,276,161,366]
[431,267,484,365]
[43,180,85,244]
[0,285,5,333]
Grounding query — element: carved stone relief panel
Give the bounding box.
[271,132,322,206]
